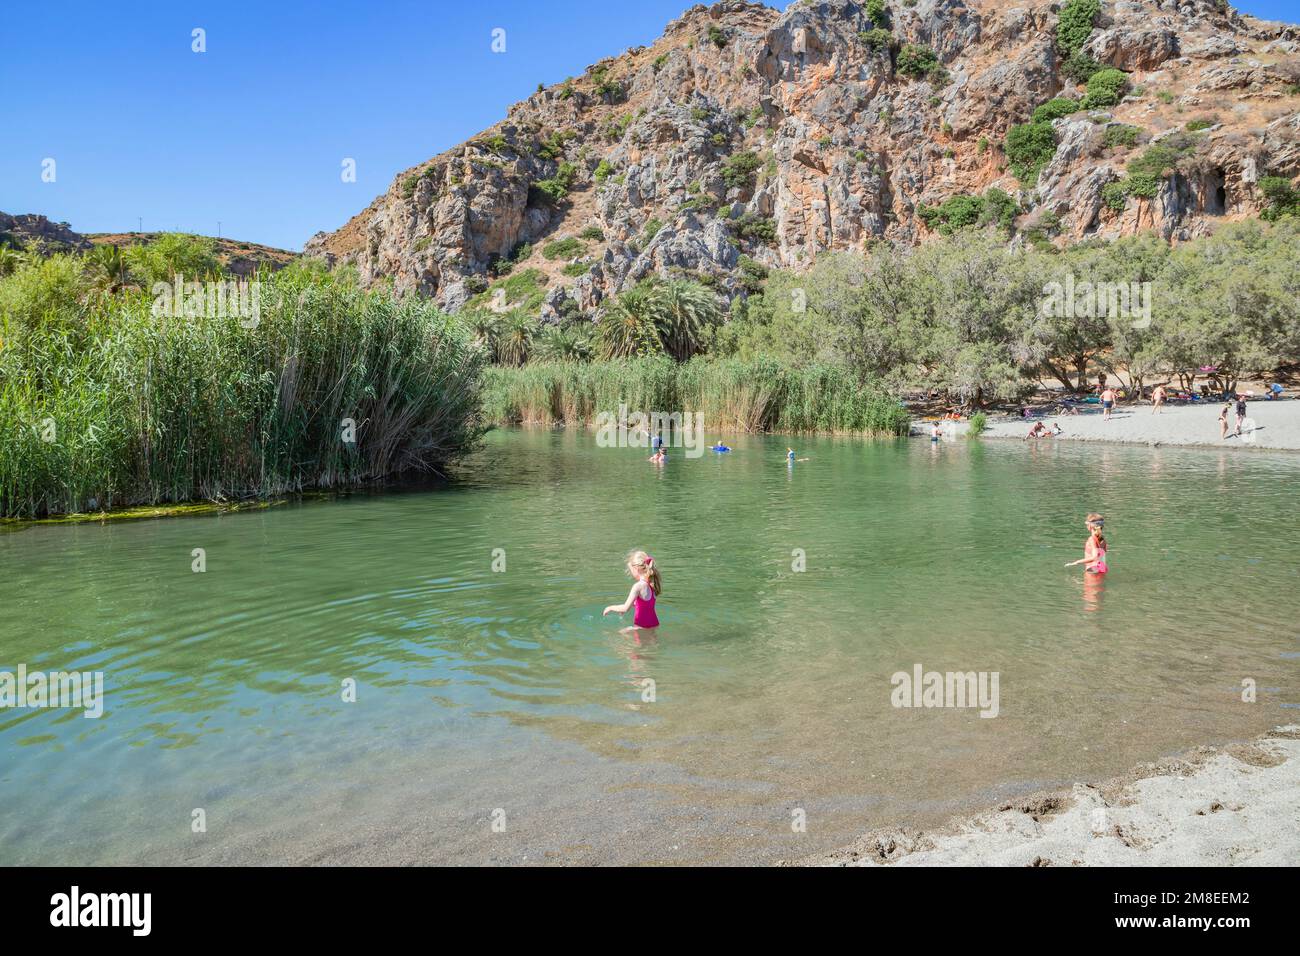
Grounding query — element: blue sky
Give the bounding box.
[2,0,1294,251]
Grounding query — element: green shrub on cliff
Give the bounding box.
[1056,0,1100,58]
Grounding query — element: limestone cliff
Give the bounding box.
[304,0,1300,315]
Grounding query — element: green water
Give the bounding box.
[2,429,1298,865]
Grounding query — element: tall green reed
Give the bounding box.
[480,358,910,435]
[1,262,484,518]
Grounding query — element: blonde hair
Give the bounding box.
[1085,513,1106,549]
[626,550,662,596]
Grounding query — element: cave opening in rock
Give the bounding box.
[1207,168,1227,215]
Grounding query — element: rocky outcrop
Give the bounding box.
[305,0,1300,313]
[0,212,91,252]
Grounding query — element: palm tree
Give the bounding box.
[85,244,136,297]
[598,283,662,359]
[651,279,720,361]
[466,312,502,362]
[536,325,593,361]
[498,312,534,366]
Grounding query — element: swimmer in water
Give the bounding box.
[649,448,666,464]
[711,441,731,453]
[603,550,661,630]
[1065,513,1108,573]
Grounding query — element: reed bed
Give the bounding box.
[481,358,910,435]
[0,265,484,519]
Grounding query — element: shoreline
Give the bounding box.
[803,726,1300,867]
[967,399,1300,452]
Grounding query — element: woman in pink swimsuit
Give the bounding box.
[1066,513,1108,574]
[603,550,661,629]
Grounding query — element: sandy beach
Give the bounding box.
[972,399,1300,451]
[809,726,1300,867]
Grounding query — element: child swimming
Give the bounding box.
[648,448,666,464]
[1065,513,1108,574]
[711,441,731,453]
[603,550,661,629]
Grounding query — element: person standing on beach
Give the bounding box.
[1151,384,1166,415]
[1101,386,1116,421]
[1234,394,1248,437]
[1219,402,1231,440]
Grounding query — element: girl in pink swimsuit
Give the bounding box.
[1066,513,1108,573]
[603,550,661,629]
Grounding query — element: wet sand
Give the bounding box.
[807,726,1300,866]
[976,400,1300,451]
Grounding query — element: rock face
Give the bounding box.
[305,0,1300,312]
[0,212,91,252]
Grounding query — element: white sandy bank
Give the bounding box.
[973,399,1300,451]
[810,727,1300,867]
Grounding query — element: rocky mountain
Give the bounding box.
[304,0,1300,316]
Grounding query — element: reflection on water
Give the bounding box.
[1,430,1297,864]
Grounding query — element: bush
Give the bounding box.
[1126,132,1199,181]
[536,129,577,161]
[1103,124,1140,148]
[1080,68,1129,109]
[531,162,579,204]
[1062,49,1103,84]
[122,233,221,287]
[593,159,614,185]
[1259,176,1300,220]
[919,189,1018,235]
[865,0,890,26]
[1185,117,1216,132]
[1056,0,1100,58]
[859,28,893,51]
[562,262,590,277]
[1101,181,1129,211]
[590,65,624,102]
[897,44,945,84]
[542,237,586,260]
[707,25,727,49]
[1004,120,1058,182]
[721,150,763,190]
[733,213,777,245]
[579,226,605,241]
[1032,97,1080,124]
[966,412,989,436]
